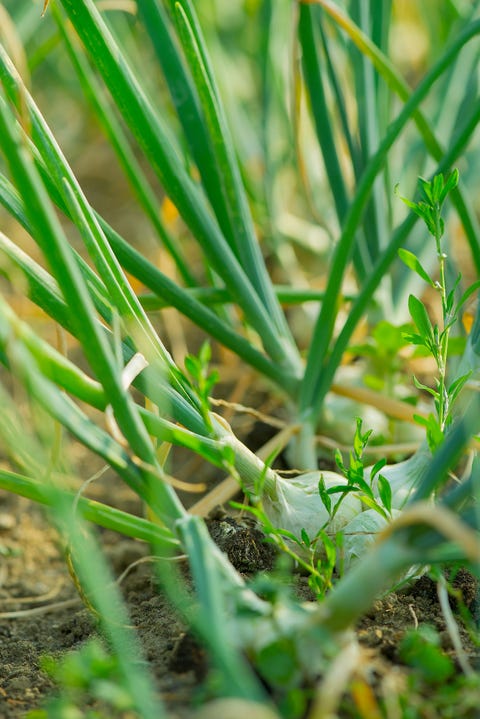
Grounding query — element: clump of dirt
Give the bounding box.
[206,515,277,572]
[0,491,479,718]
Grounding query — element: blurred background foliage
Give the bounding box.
[1,0,480,364]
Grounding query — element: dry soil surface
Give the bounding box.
[0,490,479,718]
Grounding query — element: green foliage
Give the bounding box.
[256,638,300,688]
[396,170,459,243]
[399,625,455,684]
[400,672,480,719]
[231,499,338,599]
[256,639,310,719]
[184,341,219,431]
[399,171,476,450]
[398,247,436,288]
[376,473,392,515]
[0,2,480,716]
[28,640,136,719]
[334,418,390,518]
[350,319,414,394]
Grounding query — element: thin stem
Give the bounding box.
[436,213,449,432]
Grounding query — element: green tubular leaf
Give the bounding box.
[0,37,298,393]
[0,290,222,458]
[0,47,181,382]
[98,223,298,394]
[176,515,266,700]
[0,468,179,549]
[0,192,236,447]
[168,0,217,92]
[0,340,142,496]
[127,363,208,438]
[0,225,73,331]
[60,179,150,327]
[171,1,294,341]
[0,98,111,383]
[0,95,186,523]
[349,1,387,271]
[0,165,296,395]
[0,291,107,410]
[0,282,224,467]
[316,94,480,418]
[52,6,195,287]
[0,331,186,526]
[84,237,296,394]
[51,502,165,719]
[0,44,204,410]
[138,408,229,469]
[138,285,356,309]
[299,17,480,421]
[60,177,198,408]
[0,171,26,224]
[135,0,236,263]
[0,69,153,458]
[317,19,359,174]
[315,0,480,272]
[0,172,119,329]
[298,5,349,225]
[0,218,208,436]
[55,0,300,374]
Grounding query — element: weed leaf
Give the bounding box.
[398,248,434,286]
[318,476,332,515]
[377,474,392,514]
[408,294,434,342]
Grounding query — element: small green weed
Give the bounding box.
[398,623,480,719]
[398,170,480,450]
[28,639,135,719]
[349,320,415,397]
[399,624,455,684]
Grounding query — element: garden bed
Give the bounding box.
[1,2,480,717]
[1,488,478,718]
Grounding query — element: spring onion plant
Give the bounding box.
[0,1,479,714]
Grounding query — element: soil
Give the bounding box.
[0,486,479,718]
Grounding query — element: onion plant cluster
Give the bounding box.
[0,1,479,716]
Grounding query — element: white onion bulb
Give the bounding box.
[366,444,431,510]
[262,471,362,545]
[341,508,401,567]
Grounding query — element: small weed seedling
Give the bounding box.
[29,639,135,719]
[398,170,480,450]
